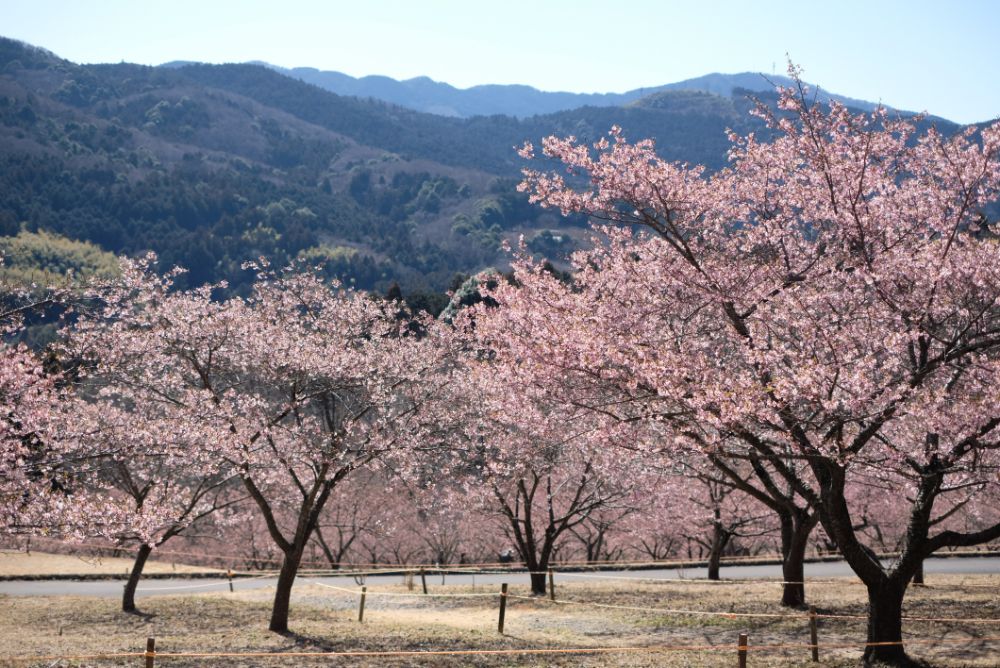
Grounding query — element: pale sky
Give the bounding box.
[3,0,999,123]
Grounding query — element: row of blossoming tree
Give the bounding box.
[2,72,999,665]
[0,261,773,621]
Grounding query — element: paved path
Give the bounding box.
[1,556,997,599]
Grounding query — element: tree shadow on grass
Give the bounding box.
[273,629,342,653]
[122,609,157,622]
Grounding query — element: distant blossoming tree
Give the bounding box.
[446,332,647,596]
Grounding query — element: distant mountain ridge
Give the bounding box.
[248,64,895,119]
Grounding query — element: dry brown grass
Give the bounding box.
[1,574,998,666]
[0,550,220,578]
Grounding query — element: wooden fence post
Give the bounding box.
[548,569,555,601]
[420,567,428,594]
[737,631,748,668]
[227,569,234,593]
[358,586,367,623]
[809,606,819,662]
[498,583,508,634]
[144,636,156,668]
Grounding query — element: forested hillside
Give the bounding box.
[0,37,966,299]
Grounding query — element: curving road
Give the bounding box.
[1,556,997,599]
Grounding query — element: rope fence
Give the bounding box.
[506,593,1000,625]
[305,579,497,598]
[135,572,277,592]
[4,633,1000,665]
[298,579,1000,625]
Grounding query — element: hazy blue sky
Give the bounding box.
[4,0,998,123]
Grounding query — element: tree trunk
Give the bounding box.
[780,543,806,608]
[269,548,304,632]
[122,543,153,613]
[780,520,811,607]
[863,581,910,666]
[911,560,924,586]
[529,571,547,596]
[706,522,728,581]
[524,547,550,596]
[707,548,721,580]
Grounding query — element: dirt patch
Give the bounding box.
[0,549,221,577]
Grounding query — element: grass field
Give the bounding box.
[1,572,999,666]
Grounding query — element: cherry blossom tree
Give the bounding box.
[52,394,243,612]
[566,503,634,563]
[307,472,488,571]
[608,460,775,575]
[510,70,1000,665]
[448,343,644,596]
[406,483,483,568]
[228,510,285,571]
[680,473,774,580]
[473,257,821,604]
[308,472,385,569]
[354,487,429,567]
[67,258,458,632]
[617,481,690,562]
[687,445,815,598]
[0,344,67,531]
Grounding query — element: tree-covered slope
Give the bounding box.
[0,37,968,298]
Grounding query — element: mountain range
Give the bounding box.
[244,65,891,119]
[0,36,981,309]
